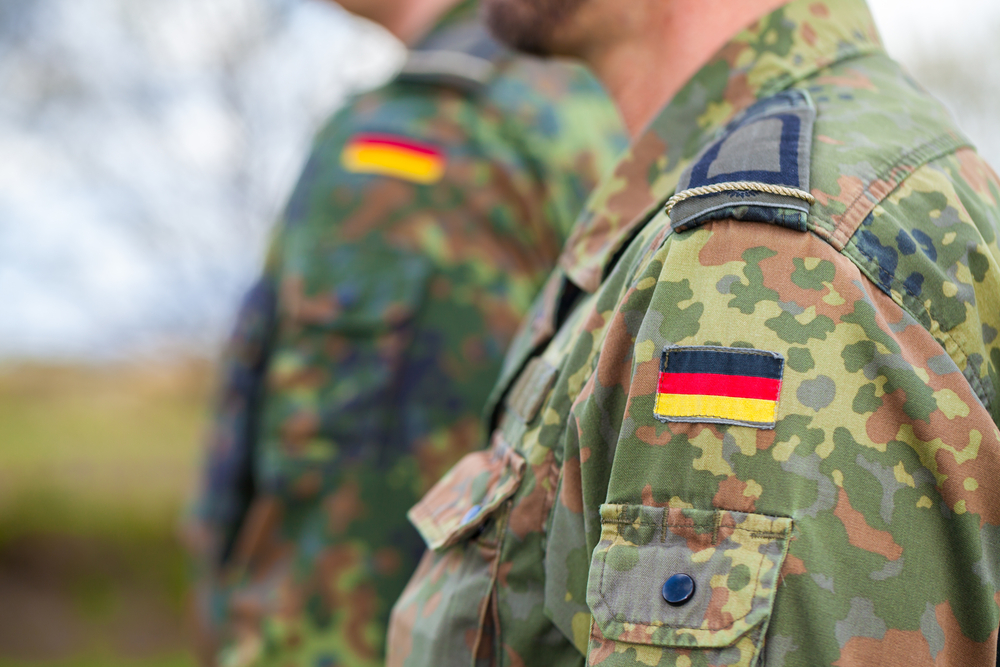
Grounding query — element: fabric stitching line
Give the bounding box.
[820,133,919,245]
[807,130,989,406]
[664,345,783,359]
[749,531,788,540]
[602,519,715,528]
[481,498,512,663]
[601,520,791,536]
[825,132,971,249]
[775,348,786,419]
[654,413,778,428]
[656,410,776,422]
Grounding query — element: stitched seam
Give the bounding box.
[601,521,790,534]
[664,345,783,360]
[600,520,791,534]
[829,133,969,248]
[601,519,716,527]
[655,416,777,429]
[655,412,777,423]
[810,135,990,408]
[483,498,512,662]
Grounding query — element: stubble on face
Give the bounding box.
[482,0,587,56]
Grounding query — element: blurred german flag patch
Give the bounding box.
[341,133,445,184]
[654,345,783,429]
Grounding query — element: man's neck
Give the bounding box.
[580,0,791,137]
[385,0,466,46]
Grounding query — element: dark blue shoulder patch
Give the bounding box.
[667,89,816,233]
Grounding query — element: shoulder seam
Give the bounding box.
[810,146,993,411]
[812,132,971,251]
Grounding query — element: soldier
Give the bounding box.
[387,0,1000,665]
[183,0,627,665]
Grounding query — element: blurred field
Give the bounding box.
[0,360,214,667]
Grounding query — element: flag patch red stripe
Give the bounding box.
[351,133,443,157]
[657,372,780,401]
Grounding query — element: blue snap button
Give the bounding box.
[662,573,696,606]
[461,505,482,524]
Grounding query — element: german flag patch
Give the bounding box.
[654,345,783,429]
[341,133,445,184]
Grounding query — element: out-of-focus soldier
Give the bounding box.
[182,0,627,665]
[385,0,1000,665]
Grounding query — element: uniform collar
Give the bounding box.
[559,0,883,293]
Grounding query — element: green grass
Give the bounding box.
[0,360,214,665]
[0,361,211,526]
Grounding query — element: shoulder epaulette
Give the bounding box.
[394,22,507,95]
[396,50,496,95]
[665,90,816,235]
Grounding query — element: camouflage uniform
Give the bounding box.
[387,0,1000,665]
[188,4,626,666]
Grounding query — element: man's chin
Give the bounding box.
[482,0,583,57]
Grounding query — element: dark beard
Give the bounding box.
[482,0,585,56]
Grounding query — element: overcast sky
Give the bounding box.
[0,0,996,361]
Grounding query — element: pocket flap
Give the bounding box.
[587,505,792,653]
[407,446,526,551]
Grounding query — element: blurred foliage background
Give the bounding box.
[0,0,996,665]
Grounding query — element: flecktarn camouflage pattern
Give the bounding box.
[387,0,1000,665]
[185,3,627,666]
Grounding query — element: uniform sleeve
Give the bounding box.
[570,215,1000,665]
[181,243,280,660]
[218,81,606,665]
[196,275,277,558]
[188,235,281,560]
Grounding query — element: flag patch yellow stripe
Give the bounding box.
[654,393,777,426]
[341,135,445,184]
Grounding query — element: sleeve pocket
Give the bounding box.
[587,505,792,662]
[259,243,432,498]
[408,444,526,551]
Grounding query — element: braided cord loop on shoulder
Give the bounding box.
[664,181,816,217]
